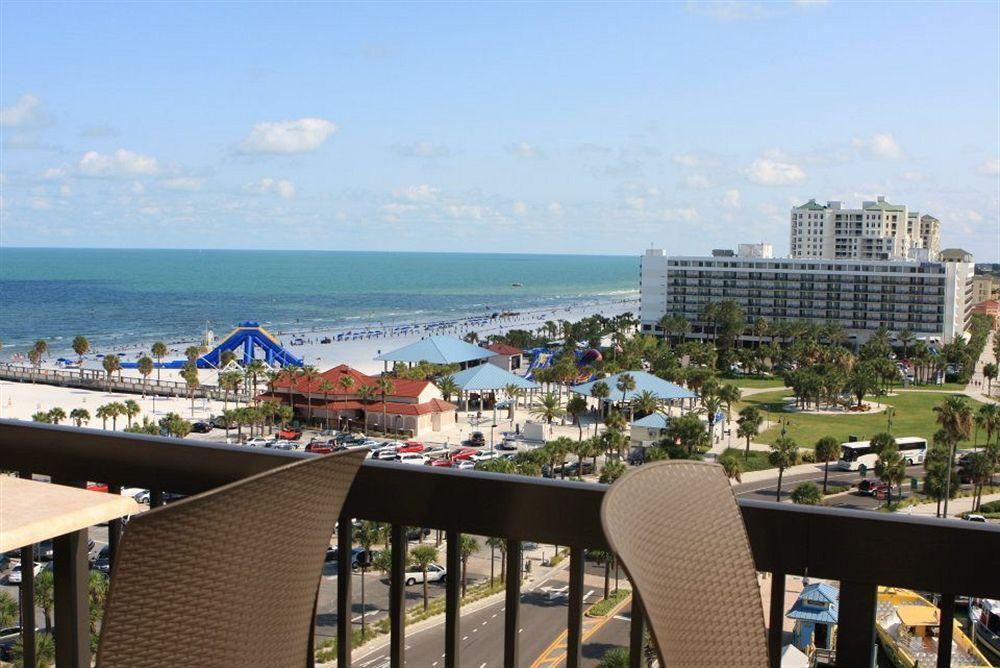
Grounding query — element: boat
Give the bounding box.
[969,598,1000,661]
[511,282,523,287]
[875,587,991,667]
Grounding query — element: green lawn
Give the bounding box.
[729,377,787,389]
[734,389,987,449]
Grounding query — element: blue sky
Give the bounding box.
[2,1,998,257]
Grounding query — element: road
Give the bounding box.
[734,463,930,509]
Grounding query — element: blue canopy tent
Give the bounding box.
[447,363,539,414]
[571,370,697,411]
[375,335,493,371]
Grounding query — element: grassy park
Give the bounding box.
[734,389,987,448]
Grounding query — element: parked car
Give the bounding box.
[430,458,453,467]
[376,448,399,461]
[454,460,476,470]
[450,447,478,461]
[406,527,432,541]
[90,546,111,574]
[305,441,334,454]
[245,437,273,447]
[468,431,486,447]
[858,479,889,497]
[404,563,446,585]
[8,562,44,584]
[209,415,233,429]
[36,538,95,561]
[277,428,302,441]
[87,482,109,493]
[471,450,496,462]
[964,514,987,523]
[132,489,151,504]
[397,440,425,453]
[397,453,429,466]
[190,421,213,433]
[0,626,37,661]
[496,440,518,451]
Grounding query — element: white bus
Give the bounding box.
[837,436,928,471]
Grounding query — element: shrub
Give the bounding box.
[979,499,1000,514]
[790,482,822,505]
[598,647,631,668]
[799,451,816,463]
[586,588,630,617]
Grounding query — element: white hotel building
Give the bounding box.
[790,196,941,261]
[640,246,974,344]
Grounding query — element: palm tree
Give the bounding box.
[934,395,973,517]
[70,407,90,427]
[32,411,52,423]
[354,520,385,634]
[151,341,167,382]
[184,345,201,364]
[108,401,126,430]
[318,379,335,428]
[32,339,48,369]
[102,354,120,390]
[531,392,564,425]
[790,482,822,505]
[137,355,153,394]
[703,396,723,444]
[181,363,200,415]
[976,403,1000,448]
[35,569,55,630]
[0,590,16,628]
[486,537,507,585]
[566,394,589,440]
[630,389,658,419]
[898,328,914,360]
[590,380,610,436]
[300,365,321,425]
[983,362,998,396]
[875,445,907,505]
[615,373,636,412]
[503,383,524,422]
[717,384,742,426]
[459,534,479,597]
[72,335,90,378]
[769,436,799,501]
[377,376,395,434]
[357,384,377,434]
[737,406,763,457]
[123,399,140,428]
[409,544,439,610]
[815,436,842,494]
[95,403,112,429]
[719,451,744,483]
[437,375,460,403]
[47,407,66,424]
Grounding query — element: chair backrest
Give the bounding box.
[600,460,769,667]
[96,449,366,668]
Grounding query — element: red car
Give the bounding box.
[397,440,425,454]
[450,447,478,461]
[277,429,302,441]
[87,482,109,493]
[430,459,453,467]
[858,479,889,498]
[305,441,333,454]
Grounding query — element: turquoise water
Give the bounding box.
[0,248,638,353]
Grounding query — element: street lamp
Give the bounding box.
[490,423,497,454]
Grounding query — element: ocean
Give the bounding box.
[0,248,638,354]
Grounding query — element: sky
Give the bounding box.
[1,1,998,258]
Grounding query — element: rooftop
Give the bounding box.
[572,370,697,402]
[375,335,494,365]
[447,363,539,392]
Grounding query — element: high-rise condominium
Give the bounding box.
[789,196,941,261]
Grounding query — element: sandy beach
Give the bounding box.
[0,296,636,442]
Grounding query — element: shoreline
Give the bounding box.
[13,294,638,377]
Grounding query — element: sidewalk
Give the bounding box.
[899,492,1000,519]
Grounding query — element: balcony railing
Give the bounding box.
[2,419,999,668]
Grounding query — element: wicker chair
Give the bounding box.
[96,450,366,667]
[600,459,769,667]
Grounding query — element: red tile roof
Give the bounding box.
[485,342,523,356]
[269,364,431,398]
[290,398,456,415]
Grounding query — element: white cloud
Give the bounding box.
[661,207,699,222]
[0,94,49,128]
[42,167,67,180]
[78,149,159,177]
[509,142,544,160]
[683,174,711,189]
[852,133,904,160]
[548,202,564,216]
[687,0,827,21]
[722,189,742,209]
[393,184,439,202]
[239,118,338,154]
[246,177,296,199]
[672,152,718,168]
[28,196,53,210]
[743,158,806,186]
[977,158,1000,176]
[160,176,205,191]
[900,171,928,182]
[512,201,528,216]
[390,141,450,158]
[444,204,486,220]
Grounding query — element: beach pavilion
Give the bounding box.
[375,335,493,372]
[571,370,697,414]
[447,363,539,418]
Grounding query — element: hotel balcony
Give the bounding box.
[2,419,998,668]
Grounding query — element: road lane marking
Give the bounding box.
[529,593,632,668]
